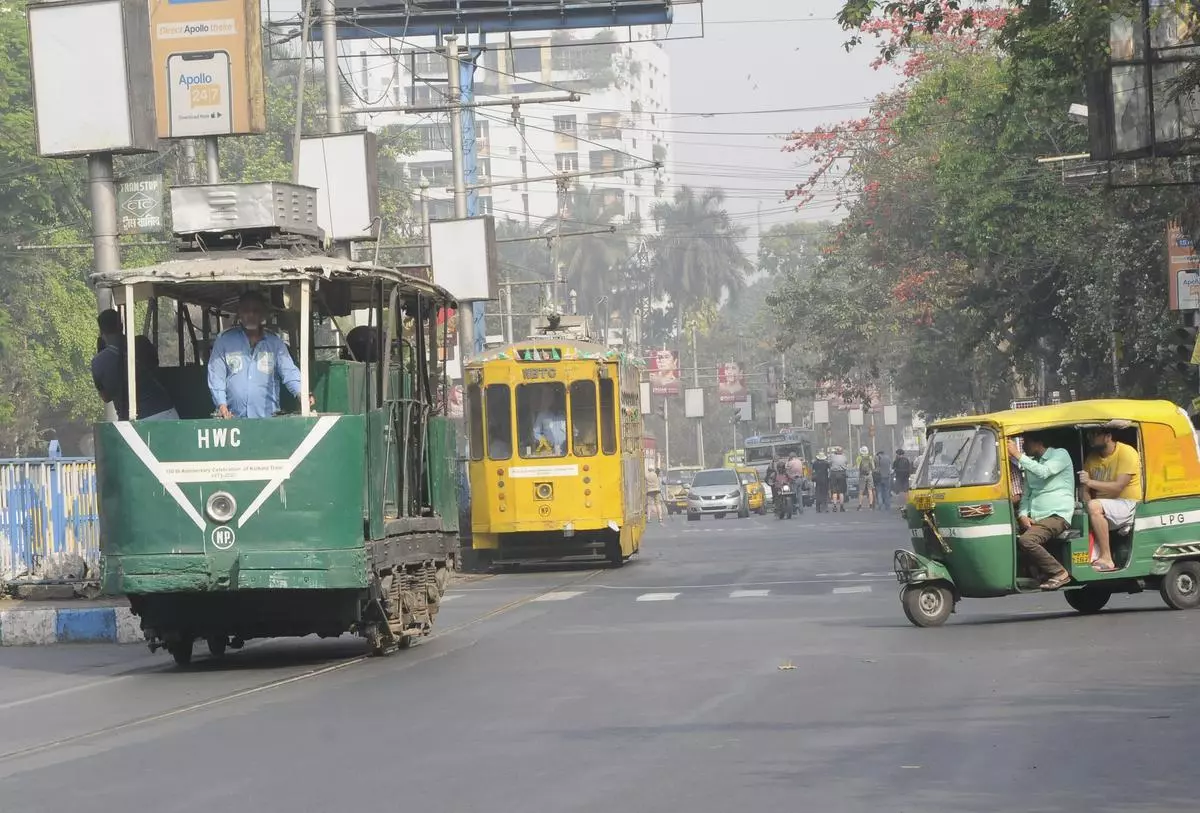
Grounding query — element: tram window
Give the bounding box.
[570,381,598,457]
[517,382,567,458]
[599,378,617,455]
[485,384,512,460]
[467,383,484,461]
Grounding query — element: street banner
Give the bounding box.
[648,349,681,395]
[718,362,748,403]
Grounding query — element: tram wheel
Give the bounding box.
[901,584,953,628]
[205,636,228,658]
[169,638,194,666]
[1064,586,1110,614]
[1160,560,1200,610]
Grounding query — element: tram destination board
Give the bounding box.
[322,1,674,39]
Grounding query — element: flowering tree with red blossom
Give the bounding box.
[769,2,1200,417]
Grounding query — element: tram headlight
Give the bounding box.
[534,482,554,501]
[206,491,237,523]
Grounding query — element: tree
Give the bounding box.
[649,186,751,327]
[777,7,1198,418]
[542,185,631,319]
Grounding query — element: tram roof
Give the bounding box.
[90,250,454,311]
[930,399,1194,435]
[468,338,645,366]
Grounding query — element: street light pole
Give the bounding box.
[87,154,118,312]
[691,321,704,467]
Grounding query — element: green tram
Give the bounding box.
[91,250,460,664]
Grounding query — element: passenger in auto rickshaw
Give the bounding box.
[1080,427,1142,572]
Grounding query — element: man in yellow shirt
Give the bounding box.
[1079,428,1141,572]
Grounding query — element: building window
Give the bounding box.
[410,160,454,186]
[598,188,625,216]
[553,115,578,136]
[552,47,587,72]
[410,84,444,106]
[477,195,493,215]
[588,150,624,173]
[512,47,542,74]
[556,152,579,172]
[413,51,445,78]
[587,112,621,140]
[413,122,451,152]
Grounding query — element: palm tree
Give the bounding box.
[649,187,751,326]
[541,185,632,319]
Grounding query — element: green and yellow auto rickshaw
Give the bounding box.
[895,399,1200,626]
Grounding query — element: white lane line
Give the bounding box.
[832,586,873,594]
[816,572,854,577]
[636,593,681,602]
[531,591,585,602]
[729,589,771,599]
[440,594,462,602]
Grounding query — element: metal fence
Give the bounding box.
[0,458,99,584]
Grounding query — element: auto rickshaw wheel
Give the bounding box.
[901,584,953,628]
[205,635,228,658]
[1160,560,1200,610]
[1064,586,1110,614]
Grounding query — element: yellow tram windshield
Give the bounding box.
[467,352,624,462]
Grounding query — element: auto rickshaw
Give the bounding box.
[895,399,1200,627]
[735,467,767,514]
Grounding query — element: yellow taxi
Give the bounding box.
[735,467,766,514]
[664,466,701,515]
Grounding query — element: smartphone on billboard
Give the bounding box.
[167,51,232,138]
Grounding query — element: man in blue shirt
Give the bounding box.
[207,291,312,419]
[1007,431,1075,589]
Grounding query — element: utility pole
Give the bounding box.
[551,174,568,309]
[87,155,118,311]
[321,0,353,264]
[445,34,476,360]
[513,100,531,228]
[204,138,220,184]
[691,322,704,467]
[663,400,670,470]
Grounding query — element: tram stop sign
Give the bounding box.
[116,174,165,235]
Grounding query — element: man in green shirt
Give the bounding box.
[1007,431,1075,590]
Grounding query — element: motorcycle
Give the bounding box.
[774,481,794,520]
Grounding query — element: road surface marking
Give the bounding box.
[440,594,462,602]
[729,589,771,599]
[531,591,584,602]
[816,572,854,577]
[832,586,872,594]
[636,593,681,602]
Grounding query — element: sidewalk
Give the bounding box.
[0,571,492,647]
[0,596,142,646]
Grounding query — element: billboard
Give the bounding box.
[149,0,266,139]
[648,349,680,396]
[322,0,676,39]
[1167,221,1200,310]
[718,362,747,404]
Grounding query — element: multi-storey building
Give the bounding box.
[344,27,674,234]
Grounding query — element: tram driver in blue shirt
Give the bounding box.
[208,290,313,419]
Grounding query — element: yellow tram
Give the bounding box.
[466,338,646,566]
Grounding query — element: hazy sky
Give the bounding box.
[664,0,899,249]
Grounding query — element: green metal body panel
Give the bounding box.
[427,418,460,534]
[96,415,368,594]
[902,496,1200,599]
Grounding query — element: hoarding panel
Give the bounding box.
[149,0,266,139]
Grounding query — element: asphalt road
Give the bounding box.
[1,509,1198,812]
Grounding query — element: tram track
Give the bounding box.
[0,568,603,767]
